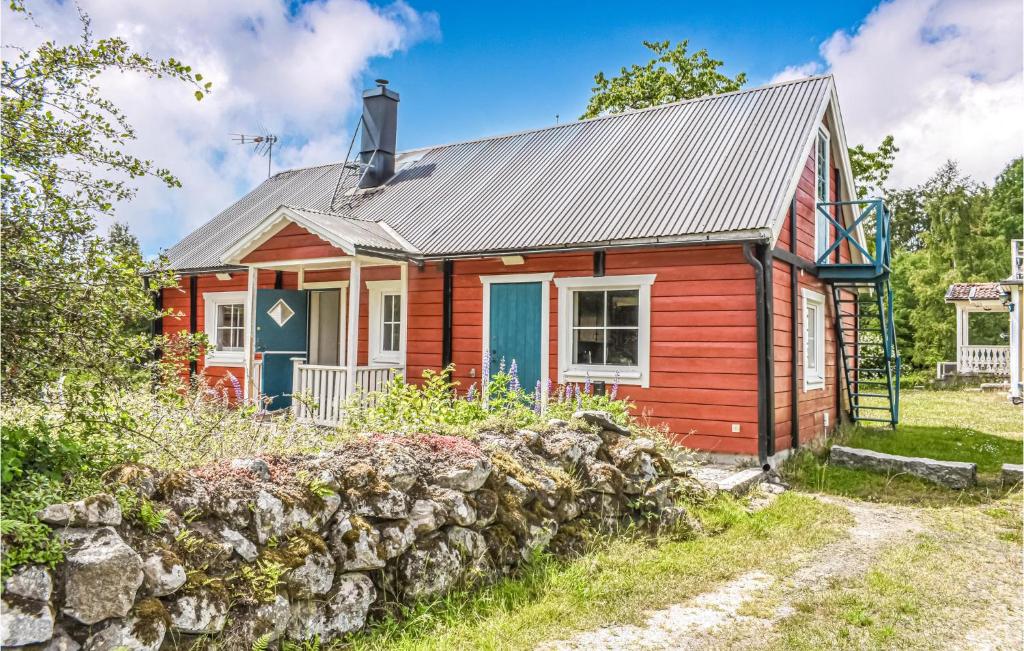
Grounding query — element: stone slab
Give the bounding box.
[716,468,766,496]
[1001,463,1023,488]
[830,445,977,489]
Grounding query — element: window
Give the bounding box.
[572,290,639,365]
[204,291,248,366]
[555,274,655,387]
[367,280,403,364]
[815,127,831,261]
[803,289,826,390]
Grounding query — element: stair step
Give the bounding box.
[851,392,891,398]
[853,405,893,411]
[855,417,896,423]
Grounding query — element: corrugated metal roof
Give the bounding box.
[163,75,835,270]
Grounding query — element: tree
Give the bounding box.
[849,135,898,199]
[582,40,746,119]
[1,3,210,399]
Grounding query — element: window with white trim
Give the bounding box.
[204,291,248,366]
[555,274,655,387]
[814,127,831,261]
[367,280,402,364]
[803,289,826,390]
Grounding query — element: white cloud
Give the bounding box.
[2,0,438,254]
[773,0,1023,188]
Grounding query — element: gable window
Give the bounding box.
[367,280,403,364]
[803,288,826,391]
[555,274,655,387]
[204,291,248,366]
[814,127,831,261]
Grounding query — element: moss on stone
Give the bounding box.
[132,597,171,645]
[261,528,326,570]
[489,450,542,491]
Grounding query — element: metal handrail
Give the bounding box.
[815,198,891,276]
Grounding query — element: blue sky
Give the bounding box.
[359,1,879,151]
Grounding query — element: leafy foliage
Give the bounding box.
[849,135,898,199]
[1,3,209,400]
[582,40,746,119]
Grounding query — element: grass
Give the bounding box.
[784,390,1023,505]
[769,496,1023,649]
[343,493,851,650]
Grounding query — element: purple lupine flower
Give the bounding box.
[575,384,583,408]
[467,383,477,401]
[583,374,592,395]
[509,359,520,393]
[533,380,542,413]
[499,357,506,374]
[482,354,490,383]
[610,371,620,400]
[226,371,243,403]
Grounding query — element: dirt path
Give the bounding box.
[538,494,925,651]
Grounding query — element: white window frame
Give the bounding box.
[367,280,403,365]
[803,288,826,391]
[814,126,832,261]
[204,291,248,367]
[555,274,655,388]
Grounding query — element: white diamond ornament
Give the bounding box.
[267,299,295,326]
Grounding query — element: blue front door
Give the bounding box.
[255,289,309,410]
[488,282,542,393]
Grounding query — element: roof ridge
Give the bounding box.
[264,75,834,179]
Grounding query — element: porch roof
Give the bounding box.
[945,282,1005,303]
[164,75,853,272]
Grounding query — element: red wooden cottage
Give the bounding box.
[158,75,900,465]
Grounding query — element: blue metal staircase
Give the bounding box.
[815,199,900,427]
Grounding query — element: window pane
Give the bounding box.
[607,290,639,327]
[383,323,399,352]
[806,305,818,372]
[573,291,604,327]
[573,329,604,364]
[607,329,638,365]
[390,295,401,322]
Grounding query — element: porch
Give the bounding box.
[948,286,1011,377]
[222,207,414,425]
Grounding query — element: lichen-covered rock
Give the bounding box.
[376,445,421,492]
[231,595,290,647]
[376,519,416,559]
[142,552,186,597]
[407,498,445,536]
[4,565,53,602]
[521,520,557,560]
[429,486,477,526]
[158,472,211,517]
[1,594,55,647]
[469,489,499,527]
[546,418,569,428]
[586,462,625,494]
[287,573,375,640]
[59,527,144,625]
[446,526,489,576]
[102,464,159,498]
[209,493,253,529]
[657,505,702,537]
[217,524,259,562]
[229,457,271,481]
[253,490,286,544]
[517,429,541,447]
[346,480,409,519]
[573,410,629,435]
[539,430,602,468]
[396,532,465,600]
[330,514,386,571]
[37,493,121,527]
[41,625,80,651]
[433,457,492,492]
[643,479,674,512]
[82,610,167,650]
[287,548,335,598]
[621,452,659,494]
[167,588,228,634]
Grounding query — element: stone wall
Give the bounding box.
[1,412,703,650]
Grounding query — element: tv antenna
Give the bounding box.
[232,127,279,178]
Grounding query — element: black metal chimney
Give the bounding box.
[358,79,398,188]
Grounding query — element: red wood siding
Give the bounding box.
[771,130,853,450]
[241,222,348,263]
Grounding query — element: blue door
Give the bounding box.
[255,289,309,410]
[488,282,542,393]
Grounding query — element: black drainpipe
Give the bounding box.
[763,245,776,458]
[789,197,800,448]
[274,271,283,290]
[188,276,198,378]
[441,260,453,369]
[743,242,770,469]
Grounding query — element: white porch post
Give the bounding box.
[956,304,967,372]
[400,261,409,378]
[244,266,259,400]
[1010,289,1022,399]
[346,258,361,396]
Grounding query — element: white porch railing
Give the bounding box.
[290,363,403,425]
[958,345,1010,375]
